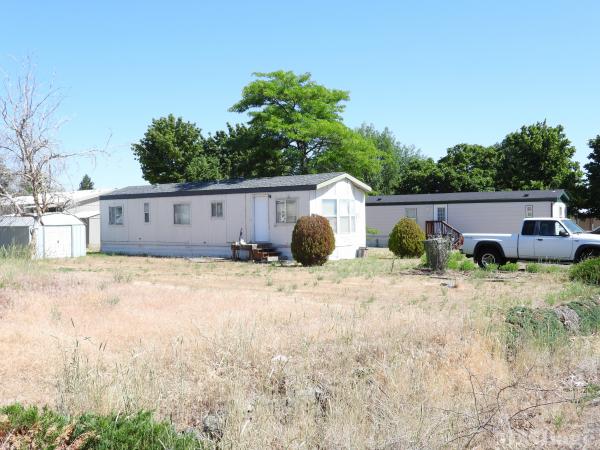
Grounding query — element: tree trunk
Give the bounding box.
[424,238,452,273]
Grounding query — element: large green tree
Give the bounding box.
[437,144,500,192]
[356,123,420,194]
[497,121,582,191]
[585,135,600,217]
[132,114,220,184]
[230,71,380,178]
[395,157,443,194]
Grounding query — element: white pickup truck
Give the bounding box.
[461,218,600,267]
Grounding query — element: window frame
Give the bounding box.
[322,198,357,235]
[173,203,191,226]
[405,207,418,221]
[211,201,224,219]
[525,205,533,218]
[108,205,124,226]
[275,198,298,225]
[143,202,150,224]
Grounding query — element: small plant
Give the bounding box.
[366,227,380,235]
[505,305,568,349]
[569,257,600,285]
[388,218,425,258]
[484,263,499,272]
[0,404,202,449]
[526,263,541,273]
[291,215,335,266]
[459,259,477,271]
[498,262,519,272]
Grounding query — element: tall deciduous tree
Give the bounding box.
[230,71,380,178]
[497,121,582,191]
[437,144,500,192]
[585,135,600,217]
[356,123,420,194]
[78,174,94,190]
[395,157,443,194]
[0,58,95,216]
[132,114,220,184]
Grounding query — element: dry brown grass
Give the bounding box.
[0,250,599,448]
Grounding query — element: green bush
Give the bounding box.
[446,252,477,271]
[526,263,541,273]
[499,262,519,272]
[366,227,380,235]
[565,299,600,334]
[291,215,335,266]
[388,218,425,258]
[506,306,568,349]
[0,404,203,449]
[569,257,600,285]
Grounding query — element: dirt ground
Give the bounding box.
[1,250,599,448]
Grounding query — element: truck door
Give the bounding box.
[534,220,573,261]
[518,220,536,259]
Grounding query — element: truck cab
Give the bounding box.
[461,218,600,267]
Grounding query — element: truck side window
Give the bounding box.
[522,221,536,235]
[539,220,566,236]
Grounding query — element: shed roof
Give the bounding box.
[100,172,371,200]
[367,189,568,206]
[0,214,84,227]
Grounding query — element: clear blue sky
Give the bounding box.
[2,1,599,189]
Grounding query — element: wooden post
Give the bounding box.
[424,238,452,273]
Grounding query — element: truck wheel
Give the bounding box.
[475,247,505,268]
[577,248,600,263]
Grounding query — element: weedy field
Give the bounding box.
[0,250,599,448]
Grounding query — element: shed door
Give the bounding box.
[253,196,270,242]
[44,226,72,258]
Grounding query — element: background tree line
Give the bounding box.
[132,70,600,216]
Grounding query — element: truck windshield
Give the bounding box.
[562,219,584,234]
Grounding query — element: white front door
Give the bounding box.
[434,204,447,222]
[253,196,270,242]
[44,226,72,258]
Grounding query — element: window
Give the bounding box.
[522,220,536,236]
[436,207,446,222]
[275,199,297,224]
[322,199,337,233]
[211,201,223,218]
[144,202,150,223]
[406,208,418,221]
[525,205,533,218]
[173,204,190,225]
[538,220,567,237]
[322,199,357,234]
[339,199,356,233]
[108,206,123,225]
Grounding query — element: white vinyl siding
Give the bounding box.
[275,199,297,224]
[173,204,191,225]
[108,206,123,225]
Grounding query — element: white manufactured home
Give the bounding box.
[100,172,371,260]
[366,189,568,246]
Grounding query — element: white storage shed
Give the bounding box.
[0,213,87,258]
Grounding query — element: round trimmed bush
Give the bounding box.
[388,218,425,258]
[291,215,335,266]
[569,257,600,285]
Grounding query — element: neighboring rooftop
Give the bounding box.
[367,189,568,205]
[100,172,371,200]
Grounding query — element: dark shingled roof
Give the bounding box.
[100,172,349,200]
[367,189,568,206]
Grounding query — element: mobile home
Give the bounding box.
[366,189,568,246]
[100,173,371,260]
